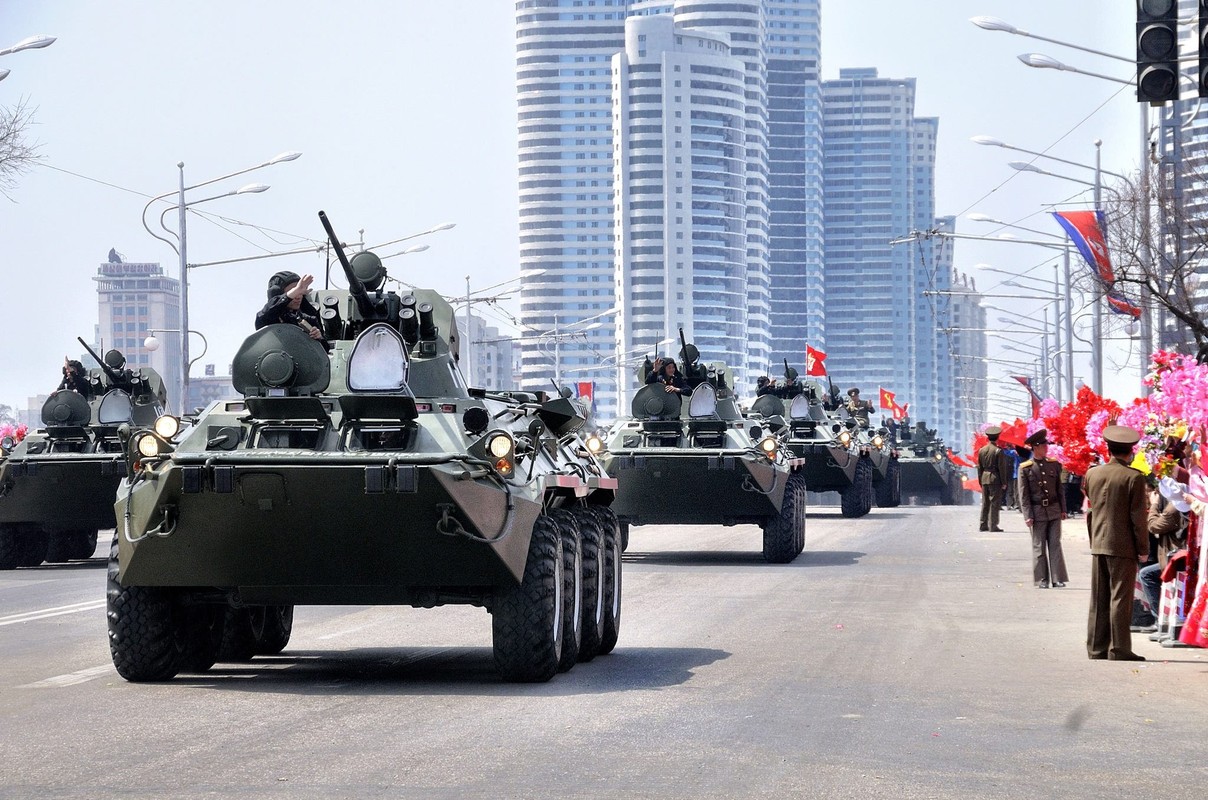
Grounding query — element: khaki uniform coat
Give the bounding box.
[1083,459,1148,558]
[1017,458,1066,522]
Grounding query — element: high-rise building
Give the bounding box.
[766,0,824,372]
[821,68,955,444]
[515,0,823,419]
[458,313,516,391]
[94,256,182,410]
[946,270,987,453]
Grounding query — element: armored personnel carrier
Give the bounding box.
[0,343,167,569]
[600,338,806,563]
[106,211,621,683]
[862,425,900,508]
[895,420,963,505]
[746,369,871,519]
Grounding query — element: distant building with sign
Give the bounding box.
[94,254,182,411]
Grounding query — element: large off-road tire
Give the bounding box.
[17,526,48,567]
[763,471,806,564]
[591,506,623,655]
[840,458,873,518]
[549,509,583,674]
[940,475,958,506]
[0,524,19,569]
[492,514,564,682]
[70,529,99,560]
[790,471,808,557]
[180,604,224,673]
[875,460,901,508]
[255,606,294,655]
[571,506,606,662]
[619,521,630,553]
[106,533,186,682]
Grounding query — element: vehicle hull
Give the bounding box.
[0,454,123,531]
[115,456,544,604]
[603,451,786,526]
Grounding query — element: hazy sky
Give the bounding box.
[1,2,1141,421]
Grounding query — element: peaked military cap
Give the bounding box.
[1024,429,1049,447]
[1102,425,1141,447]
[984,425,1002,437]
[847,387,860,396]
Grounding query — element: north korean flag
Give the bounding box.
[1052,210,1115,283]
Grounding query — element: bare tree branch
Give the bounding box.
[0,97,43,200]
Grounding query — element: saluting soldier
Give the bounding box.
[1017,429,1068,588]
[976,426,1010,532]
[1084,425,1149,662]
[845,387,873,427]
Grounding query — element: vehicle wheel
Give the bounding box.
[70,529,99,560]
[790,472,808,557]
[216,607,264,663]
[106,533,186,682]
[590,506,622,655]
[840,458,873,518]
[763,472,805,564]
[46,530,72,563]
[549,510,582,673]
[571,507,606,662]
[875,460,901,508]
[492,513,564,682]
[180,604,223,673]
[619,521,630,553]
[0,524,19,569]
[17,525,48,567]
[255,605,294,655]
[940,476,956,506]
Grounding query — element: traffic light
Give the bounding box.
[1199,1,1208,97]
[1136,0,1179,104]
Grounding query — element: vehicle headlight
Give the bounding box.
[488,433,514,458]
[934,453,943,462]
[758,435,777,459]
[838,431,852,446]
[135,433,161,458]
[872,435,884,448]
[0,435,14,453]
[584,434,604,454]
[153,414,181,440]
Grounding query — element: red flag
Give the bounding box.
[878,387,896,410]
[805,345,827,377]
[1011,376,1042,419]
[892,402,908,421]
[947,449,974,468]
[576,381,594,409]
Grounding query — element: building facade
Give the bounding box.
[94,257,182,411]
[821,68,958,445]
[515,0,823,420]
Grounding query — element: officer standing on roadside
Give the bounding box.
[1017,429,1068,588]
[977,426,1009,532]
[1084,425,1149,661]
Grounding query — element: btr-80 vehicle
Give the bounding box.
[599,339,806,563]
[0,342,167,568]
[895,419,963,505]
[107,211,622,683]
[746,369,871,519]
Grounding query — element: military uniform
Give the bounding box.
[1084,426,1149,661]
[976,427,1009,532]
[1017,430,1067,588]
[845,389,873,428]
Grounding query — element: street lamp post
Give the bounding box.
[141,151,301,411]
[0,35,55,82]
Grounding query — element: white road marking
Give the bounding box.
[19,664,113,689]
[0,600,106,627]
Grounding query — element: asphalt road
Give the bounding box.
[2,505,1206,799]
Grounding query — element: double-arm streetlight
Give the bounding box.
[141,151,301,410]
[0,35,55,82]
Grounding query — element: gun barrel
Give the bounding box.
[318,210,377,318]
[76,336,123,383]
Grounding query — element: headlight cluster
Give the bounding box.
[487,432,515,476]
[872,435,884,449]
[758,435,778,460]
[584,434,604,455]
[130,414,181,467]
[837,431,852,446]
[0,435,14,454]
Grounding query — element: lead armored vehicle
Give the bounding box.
[600,339,806,563]
[107,211,622,683]
[895,419,963,505]
[746,371,871,518]
[0,343,167,568]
